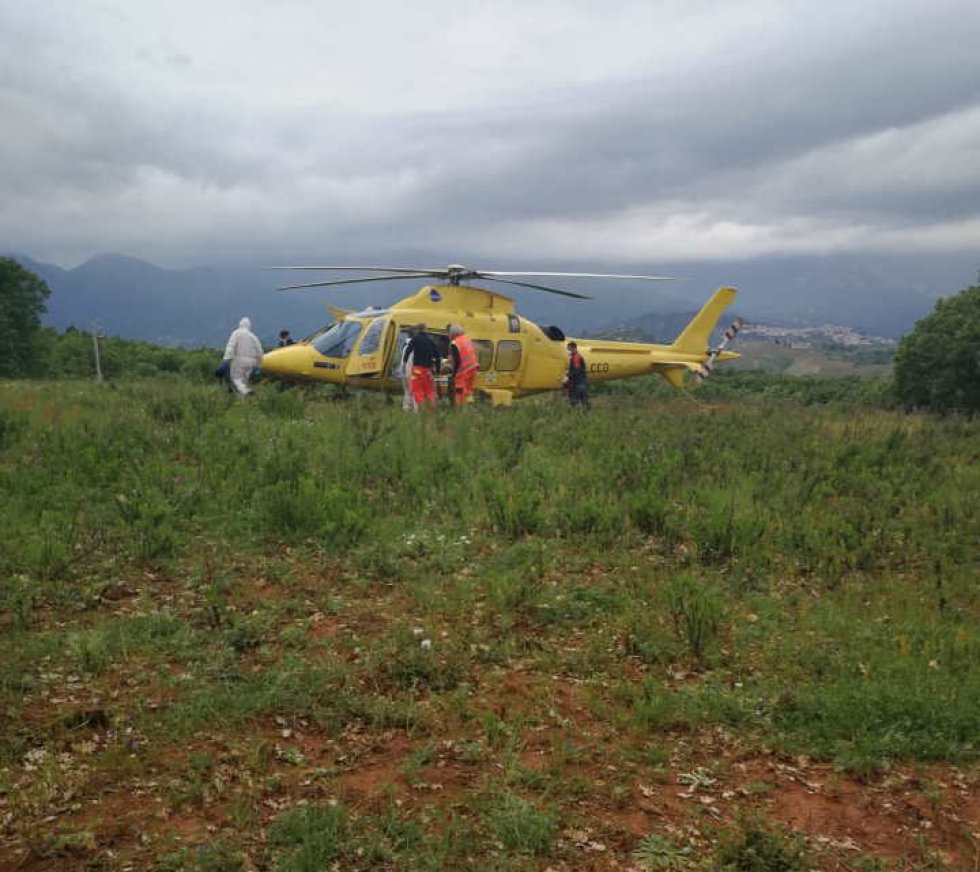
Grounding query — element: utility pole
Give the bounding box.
[91,322,104,382]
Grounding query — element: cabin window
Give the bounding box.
[358,317,385,356]
[312,320,362,358]
[473,339,494,371]
[495,340,522,372]
[508,314,520,333]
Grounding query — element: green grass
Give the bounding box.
[0,377,977,869]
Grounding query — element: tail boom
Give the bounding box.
[531,287,740,393]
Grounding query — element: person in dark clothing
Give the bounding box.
[278,329,295,347]
[564,341,589,408]
[403,324,441,411]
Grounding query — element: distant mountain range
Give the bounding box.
[14,253,337,349]
[7,250,976,347]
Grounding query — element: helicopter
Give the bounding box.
[259,264,742,406]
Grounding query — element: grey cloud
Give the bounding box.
[3,0,980,267]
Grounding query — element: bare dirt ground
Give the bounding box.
[3,566,977,871]
[4,666,977,871]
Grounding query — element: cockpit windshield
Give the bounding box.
[311,320,363,358]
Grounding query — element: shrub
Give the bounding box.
[714,819,808,871]
[268,803,351,871]
[663,575,723,666]
[486,792,558,855]
[253,478,367,547]
[0,407,26,450]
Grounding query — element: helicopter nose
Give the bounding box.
[261,343,317,379]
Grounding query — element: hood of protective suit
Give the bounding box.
[239,317,251,330]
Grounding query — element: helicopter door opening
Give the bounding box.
[388,328,410,381]
[386,327,453,394]
[347,316,390,377]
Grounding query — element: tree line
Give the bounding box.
[2,257,979,413]
[1,258,219,381]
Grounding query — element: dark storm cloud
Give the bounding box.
[2,0,980,265]
[401,11,980,228]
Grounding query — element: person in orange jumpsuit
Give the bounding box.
[448,323,479,406]
[403,324,440,411]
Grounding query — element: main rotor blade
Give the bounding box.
[479,271,675,281]
[482,277,591,300]
[271,265,446,274]
[279,273,435,290]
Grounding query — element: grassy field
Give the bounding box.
[1,378,978,870]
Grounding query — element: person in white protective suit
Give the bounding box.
[223,317,263,396]
[400,330,417,412]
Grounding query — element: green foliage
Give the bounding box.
[26,325,222,381]
[257,387,307,419]
[266,802,427,871]
[268,803,350,871]
[894,285,980,414]
[820,342,895,366]
[0,259,50,377]
[157,839,245,871]
[486,791,558,855]
[600,368,895,407]
[714,819,809,871]
[633,833,693,870]
[664,575,724,666]
[0,379,978,870]
[0,406,26,450]
[363,624,466,692]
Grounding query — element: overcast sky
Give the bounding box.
[2,0,979,271]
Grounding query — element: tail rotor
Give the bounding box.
[694,317,743,382]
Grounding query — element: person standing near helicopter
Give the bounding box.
[564,341,589,408]
[223,316,263,397]
[403,324,440,412]
[448,323,479,406]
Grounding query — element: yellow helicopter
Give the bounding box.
[260,265,742,406]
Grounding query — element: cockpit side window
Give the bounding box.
[312,320,363,358]
[358,318,386,355]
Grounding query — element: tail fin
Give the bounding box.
[671,287,737,354]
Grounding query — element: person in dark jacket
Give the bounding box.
[564,341,589,408]
[403,324,441,412]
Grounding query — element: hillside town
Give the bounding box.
[739,322,897,347]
